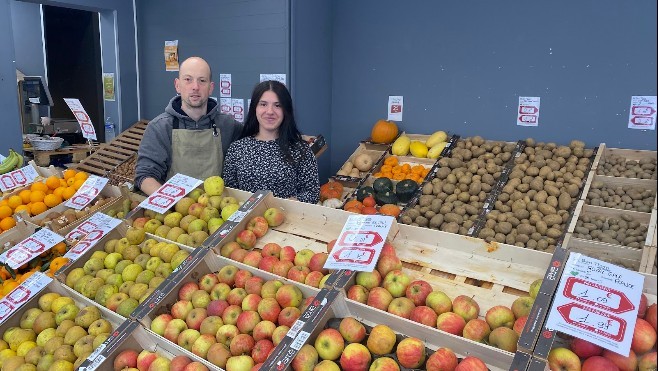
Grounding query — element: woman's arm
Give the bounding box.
[222,143,240,188]
[294,144,320,204]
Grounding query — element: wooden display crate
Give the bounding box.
[333,142,389,183]
[0,219,37,254]
[592,143,657,177]
[583,174,657,211]
[0,160,63,200]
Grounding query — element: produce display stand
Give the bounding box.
[23,142,101,166]
[0,218,37,254]
[333,142,390,183]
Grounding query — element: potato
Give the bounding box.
[543,214,562,227]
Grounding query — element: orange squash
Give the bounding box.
[320,181,344,201]
[379,204,401,218]
[371,120,399,144]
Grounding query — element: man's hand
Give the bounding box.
[140,177,163,195]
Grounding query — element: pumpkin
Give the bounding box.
[395,179,419,203]
[353,154,373,172]
[320,181,344,201]
[371,120,399,144]
[356,186,376,202]
[380,204,401,218]
[373,178,394,194]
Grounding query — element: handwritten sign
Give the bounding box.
[232,99,245,123]
[0,164,40,192]
[220,74,232,97]
[387,96,403,121]
[324,215,394,272]
[260,74,286,85]
[64,213,122,260]
[0,272,51,326]
[64,98,97,140]
[139,173,202,214]
[64,175,109,209]
[220,98,232,115]
[0,228,65,269]
[545,253,643,356]
[628,96,656,130]
[517,97,541,127]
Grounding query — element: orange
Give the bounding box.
[19,189,32,204]
[53,187,65,199]
[14,205,30,216]
[46,176,61,190]
[0,206,12,219]
[29,190,46,203]
[74,171,88,181]
[30,181,48,193]
[18,271,35,283]
[63,169,77,180]
[0,200,7,207]
[44,194,62,208]
[60,179,67,187]
[0,217,16,231]
[52,243,68,257]
[7,195,23,209]
[2,281,18,295]
[73,179,86,190]
[62,187,77,200]
[66,178,76,186]
[30,202,47,216]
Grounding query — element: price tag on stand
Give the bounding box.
[0,228,65,269]
[139,173,202,214]
[517,96,541,127]
[545,253,643,356]
[64,213,121,259]
[64,98,97,140]
[387,96,403,121]
[628,96,657,130]
[64,175,109,209]
[0,272,52,325]
[0,163,40,192]
[323,215,395,272]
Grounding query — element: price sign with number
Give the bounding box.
[0,164,40,192]
[64,98,97,140]
[65,213,121,260]
[64,175,109,209]
[545,253,643,356]
[139,173,202,214]
[220,74,232,97]
[0,228,65,269]
[323,215,395,272]
[0,272,51,326]
[628,96,657,130]
[517,96,541,127]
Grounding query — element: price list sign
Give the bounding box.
[64,175,109,209]
[324,215,395,272]
[545,253,643,356]
[628,96,657,130]
[139,173,202,214]
[0,272,52,325]
[517,96,541,126]
[64,98,97,140]
[0,164,39,192]
[0,228,65,269]
[65,213,122,260]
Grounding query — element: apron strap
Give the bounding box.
[172,116,180,129]
[173,115,215,135]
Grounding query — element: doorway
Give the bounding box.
[43,5,104,143]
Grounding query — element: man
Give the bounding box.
[135,57,242,194]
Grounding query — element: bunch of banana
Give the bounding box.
[0,149,24,174]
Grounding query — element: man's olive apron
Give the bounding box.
[166,117,223,180]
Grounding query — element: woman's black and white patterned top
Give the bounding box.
[223,137,320,204]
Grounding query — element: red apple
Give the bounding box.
[169,355,192,371]
[368,357,400,370]
[263,207,286,227]
[304,271,325,288]
[280,246,296,262]
[452,295,480,322]
[230,247,249,263]
[462,319,491,343]
[272,325,290,346]
[234,270,253,289]
[237,310,261,334]
[638,294,648,318]
[367,325,396,355]
[646,303,657,331]
[382,270,411,298]
[186,307,208,330]
[339,317,367,343]
[210,283,231,301]
[252,339,274,364]
[207,299,229,317]
[582,356,619,371]
[340,343,371,371]
[326,239,337,253]
[513,316,528,336]
[136,350,158,371]
[257,256,278,273]
[172,300,194,320]
[242,251,263,268]
[409,306,438,327]
[639,352,657,371]
[257,297,282,323]
[632,318,657,354]
[436,312,466,335]
[222,305,242,326]
[236,230,257,250]
[253,320,276,341]
[164,318,188,343]
[199,273,220,293]
[227,288,248,306]
[247,216,269,238]
[220,241,242,258]
[275,284,303,308]
[217,265,238,286]
[114,349,138,370]
[216,324,240,347]
[511,296,534,319]
[244,276,265,296]
[315,328,345,361]
[272,260,294,277]
[292,344,319,371]
[230,333,256,356]
[396,337,426,368]
[455,356,487,371]
[547,347,581,371]
[405,280,433,306]
[287,265,311,283]
[278,306,301,327]
[367,287,394,311]
[261,242,282,258]
[179,282,200,301]
[488,327,518,352]
[603,349,638,371]
[485,305,515,329]
[347,285,369,304]
[151,313,173,336]
[570,337,603,358]
[426,348,458,371]
[387,297,416,319]
[355,270,382,290]
[425,291,452,316]
[308,253,329,274]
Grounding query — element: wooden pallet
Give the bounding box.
[24,144,100,166]
[74,120,148,176]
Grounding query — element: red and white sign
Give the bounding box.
[64,98,97,140]
[0,163,40,192]
[0,272,51,325]
[387,96,403,121]
[64,175,108,209]
[0,228,65,269]
[139,173,202,214]
[517,96,541,127]
[628,96,656,130]
[220,74,232,97]
[545,253,643,356]
[324,215,395,272]
[65,213,121,259]
[232,98,244,123]
[220,97,232,115]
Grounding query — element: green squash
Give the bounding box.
[373,177,394,193]
[375,191,399,206]
[395,179,419,203]
[355,186,376,202]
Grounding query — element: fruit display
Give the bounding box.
[372,156,432,183]
[370,119,399,145]
[105,198,141,220]
[56,224,191,318]
[596,151,657,179]
[0,149,25,175]
[399,136,517,234]
[391,130,449,159]
[585,180,656,212]
[31,194,118,229]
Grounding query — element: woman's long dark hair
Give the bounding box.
[240,80,303,164]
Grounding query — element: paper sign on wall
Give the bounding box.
[64,98,97,140]
[64,175,109,209]
[0,163,39,192]
[164,40,179,71]
[517,97,541,127]
[220,74,232,97]
[139,173,202,214]
[103,73,115,101]
[628,96,656,130]
[545,253,643,356]
[323,215,395,272]
[65,213,121,259]
[387,96,403,121]
[260,74,286,85]
[220,98,232,115]
[232,99,245,122]
[0,228,65,269]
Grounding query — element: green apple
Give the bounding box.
[20,308,43,330]
[208,217,225,234]
[36,327,57,347]
[221,203,240,220]
[90,251,108,261]
[95,269,114,282]
[105,273,124,287]
[80,277,105,299]
[63,326,86,346]
[104,239,119,253]
[145,257,163,272]
[56,304,80,325]
[128,283,149,300]
[135,270,155,284]
[154,225,172,239]
[74,306,101,328]
[170,250,190,269]
[141,239,158,254]
[88,319,112,336]
[94,284,119,307]
[116,298,139,317]
[73,275,93,293]
[125,227,146,245]
[143,219,162,234]
[155,263,173,278]
[164,212,184,228]
[114,260,132,274]
[51,297,75,314]
[83,258,104,276]
[149,276,166,289]
[65,268,86,288]
[121,264,143,282]
[203,176,224,196]
[159,244,180,263]
[134,254,151,269]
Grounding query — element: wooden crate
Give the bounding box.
[584,174,657,211]
[0,219,37,254]
[24,143,100,166]
[593,143,657,179]
[334,142,389,182]
[0,160,63,200]
[75,120,148,176]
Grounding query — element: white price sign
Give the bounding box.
[64,98,97,140]
[139,173,202,214]
[0,272,52,326]
[220,98,232,115]
[220,74,232,97]
[517,97,540,127]
[232,99,245,123]
[64,175,109,209]
[0,228,65,269]
[0,164,40,192]
[387,96,403,121]
[64,213,121,260]
[628,96,656,130]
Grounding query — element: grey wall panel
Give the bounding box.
[0,0,23,154]
[329,1,657,173]
[10,1,45,78]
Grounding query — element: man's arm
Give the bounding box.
[139,177,163,195]
[135,118,171,191]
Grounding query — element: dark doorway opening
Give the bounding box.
[43,5,104,143]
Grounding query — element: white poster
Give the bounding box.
[387,96,403,121]
[260,74,286,85]
[219,74,232,98]
[64,98,97,140]
[220,98,232,115]
[232,99,245,123]
[517,96,541,127]
[628,96,656,130]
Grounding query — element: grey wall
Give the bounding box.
[329,1,657,173]
[290,0,333,181]
[0,0,23,154]
[136,0,290,121]
[10,1,45,78]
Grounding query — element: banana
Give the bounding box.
[12,149,24,169]
[0,151,19,174]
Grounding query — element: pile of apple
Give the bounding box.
[131,175,242,248]
[343,242,539,354]
[289,317,488,370]
[62,227,190,317]
[218,209,335,288]
[548,299,657,370]
[148,264,312,370]
[0,292,114,370]
[114,349,210,371]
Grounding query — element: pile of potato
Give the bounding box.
[573,213,648,248]
[478,139,593,252]
[399,136,515,234]
[597,154,657,179]
[585,182,655,212]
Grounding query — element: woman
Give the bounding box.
[223,81,320,203]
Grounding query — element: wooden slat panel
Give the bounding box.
[115,137,141,146]
[84,159,115,171]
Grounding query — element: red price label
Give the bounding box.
[338,231,384,247]
[519,105,539,114]
[557,301,626,341]
[390,104,402,113]
[331,246,376,264]
[519,115,538,123]
[158,184,185,197]
[632,106,656,115]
